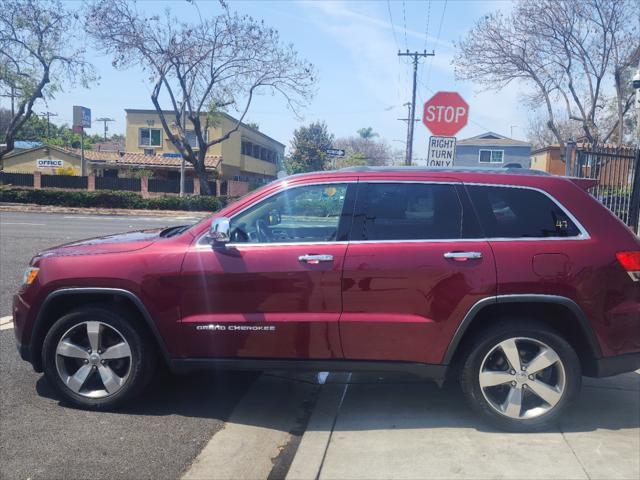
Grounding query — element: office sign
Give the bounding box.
[37,159,63,168]
[162,153,183,158]
[427,136,456,167]
[73,106,91,128]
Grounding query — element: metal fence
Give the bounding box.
[574,145,640,234]
[0,171,34,187]
[96,176,141,192]
[41,174,88,190]
[148,178,194,194]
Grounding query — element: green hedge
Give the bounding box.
[0,188,227,212]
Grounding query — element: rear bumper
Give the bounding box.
[593,352,640,377]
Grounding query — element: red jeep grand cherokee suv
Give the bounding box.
[12,167,640,431]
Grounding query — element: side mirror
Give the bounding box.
[209,217,230,246]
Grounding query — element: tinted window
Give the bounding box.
[230,184,348,243]
[355,183,463,240]
[466,185,581,238]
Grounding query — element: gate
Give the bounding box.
[574,145,640,234]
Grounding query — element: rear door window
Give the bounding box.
[352,183,466,240]
[466,185,581,238]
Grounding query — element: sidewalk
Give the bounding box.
[287,371,640,480]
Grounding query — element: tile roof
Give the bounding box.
[2,144,222,170]
[112,152,222,168]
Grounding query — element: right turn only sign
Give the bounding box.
[427,136,456,167]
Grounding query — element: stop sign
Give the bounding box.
[423,92,469,137]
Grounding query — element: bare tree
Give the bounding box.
[0,0,95,159]
[334,135,392,166]
[454,0,640,151]
[86,0,315,195]
[526,114,583,150]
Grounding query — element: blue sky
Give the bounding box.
[16,0,527,161]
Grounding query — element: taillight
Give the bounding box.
[616,251,640,281]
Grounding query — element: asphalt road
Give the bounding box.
[0,210,257,480]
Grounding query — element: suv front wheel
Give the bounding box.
[42,305,156,409]
[460,321,581,432]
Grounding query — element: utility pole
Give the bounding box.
[397,102,420,165]
[398,49,434,165]
[39,111,58,138]
[634,60,640,144]
[0,85,16,116]
[95,117,115,141]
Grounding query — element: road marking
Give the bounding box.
[0,316,13,331]
[62,215,200,222]
[0,222,46,226]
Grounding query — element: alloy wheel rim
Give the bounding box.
[55,321,132,399]
[479,337,566,420]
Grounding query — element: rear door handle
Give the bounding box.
[298,254,334,264]
[443,251,483,261]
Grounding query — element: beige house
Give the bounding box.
[125,109,283,183]
[2,145,82,174]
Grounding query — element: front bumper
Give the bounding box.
[16,340,31,362]
[594,352,640,377]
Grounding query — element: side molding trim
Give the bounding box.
[442,294,602,364]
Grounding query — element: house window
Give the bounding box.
[242,140,253,155]
[478,149,504,164]
[139,128,161,147]
[252,144,261,158]
[185,130,201,148]
[143,148,155,156]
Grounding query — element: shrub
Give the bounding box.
[0,188,228,212]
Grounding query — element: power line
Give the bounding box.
[386,0,399,51]
[423,0,432,52]
[398,50,434,165]
[401,0,408,50]
[425,0,447,87]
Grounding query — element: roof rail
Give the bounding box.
[336,166,550,176]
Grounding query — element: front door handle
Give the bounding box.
[298,254,334,264]
[444,251,483,261]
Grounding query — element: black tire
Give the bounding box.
[459,319,581,432]
[42,305,156,410]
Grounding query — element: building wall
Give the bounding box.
[2,147,81,174]
[124,110,282,180]
[530,150,549,172]
[530,146,565,175]
[455,145,532,168]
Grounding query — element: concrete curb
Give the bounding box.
[182,374,319,480]
[0,202,211,218]
[286,375,350,480]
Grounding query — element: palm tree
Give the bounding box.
[357,127,379,140]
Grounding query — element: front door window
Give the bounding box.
[229,183,349,244]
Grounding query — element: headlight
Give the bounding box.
[22,267,39,285]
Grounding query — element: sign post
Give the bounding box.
[325,148,346,169]
[427,136,457,167]
[73,106,91,176]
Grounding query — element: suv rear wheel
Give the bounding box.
[42,305,156,409]
[460,321,581,431]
